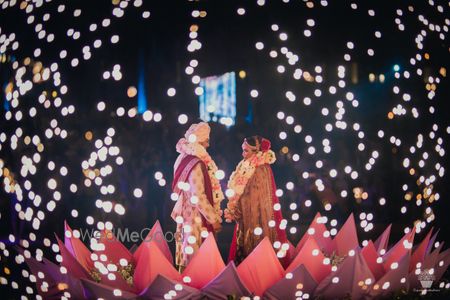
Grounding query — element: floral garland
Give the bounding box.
[225,150,276,221]
[176,138,224,206]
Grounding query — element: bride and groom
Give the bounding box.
[171,122,289,272]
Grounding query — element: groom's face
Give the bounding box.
[200,138,210,149]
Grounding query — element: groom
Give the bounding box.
[171,122,223,272]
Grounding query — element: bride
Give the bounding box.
[225,136,290,265]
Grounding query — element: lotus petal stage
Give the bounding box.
[18,214,450,299]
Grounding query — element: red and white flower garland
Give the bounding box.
[176,138,224,206]
[225,150,276,221]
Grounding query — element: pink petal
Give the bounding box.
[182,234,225,289]
[382,230,414,272]
[139,274,202,299]
[333,213,359,256]
[361,240,385,281]
[64,221,94,271]
[133,220,173,263]
[133,240,181,293]
[202,262,251,299]
[374,224,392,253]
[295,212,333,256]
[315,248,374,299]
[81,278,137,299]
[264,264,317,299]
[410,229,433,272]
[237,237,284,296]
[370,253,410,298]
[96,229,134,265]
[55,235,90,280]
[286,236,331,283]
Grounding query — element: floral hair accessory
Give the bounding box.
[261,138,271,152]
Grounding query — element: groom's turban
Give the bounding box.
[184,122,210,143]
